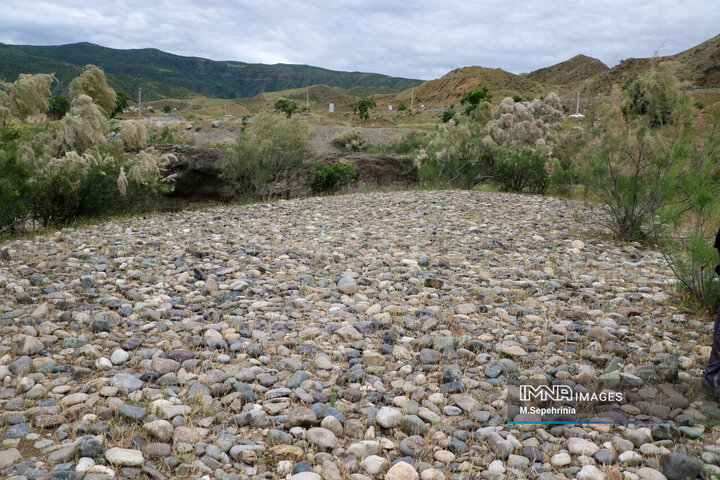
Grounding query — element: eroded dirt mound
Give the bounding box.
[315,152,417,186]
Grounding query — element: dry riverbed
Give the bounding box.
[0,190,718,480]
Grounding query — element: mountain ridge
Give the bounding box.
[2,42,423,100]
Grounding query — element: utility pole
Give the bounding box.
[138,87,143,118]
[575,91,580,115]
[410,88,414,112]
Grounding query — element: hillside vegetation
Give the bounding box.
[3,42,423,99]
[0,44,196,101]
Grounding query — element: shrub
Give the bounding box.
[118,120,149,150]
[0,112,173,234]
[418,94,564,191]
[548,126,586,195]
[489,146,555,194]
[331,130,368,152]
[25,149,172,224]
[663,106,720,311]
[417,121,484,187]
[310,163,358,193]
[0,73,55,122]
[163,105,172,113]
[69,65,117,116]
[220,115,312,200]
[150,125,184,144]
[441,109,456,123]
[584,70,694,241]
[620,72,681,128]
[666,233,720,313]
[397,103,407,112]
[378,131,429,155]
[58,95,109,154]
[479,94,564,193]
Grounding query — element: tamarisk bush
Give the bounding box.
[0,73,55,123]
[417,93,564,192]
[221,115,312,201]
[118,120,150,150]
[69,65,117,115]
[58,95,109,154]
[584,70,695,241]
[0,74,173,233]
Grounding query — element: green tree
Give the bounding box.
[47,95,71,119]
[351,97,376,121]
[460,86,492,119]
[274,99,298,118]
[163,104,172,113]
[110,92,129,118]
[69,65,117,116]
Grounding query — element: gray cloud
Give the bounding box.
[0,0,717,80]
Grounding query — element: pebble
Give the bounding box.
[104,447,144,466]
[568,437,600,456]
[385,461,419,480]
[376,407,402,428]
[0,190,714,480]
[660,453,702,480]
[307,428,338,451]
[577,465,605,480]
[0,448,22,469]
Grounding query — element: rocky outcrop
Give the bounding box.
[156,144,237,201]
[156,145,418,201]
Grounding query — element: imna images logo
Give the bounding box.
[518,384,624,403]
[519,384,573,402]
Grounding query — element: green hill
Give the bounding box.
[3,42,423,99]
[0,44,196,101]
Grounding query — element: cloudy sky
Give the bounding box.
[1,1,718,80]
